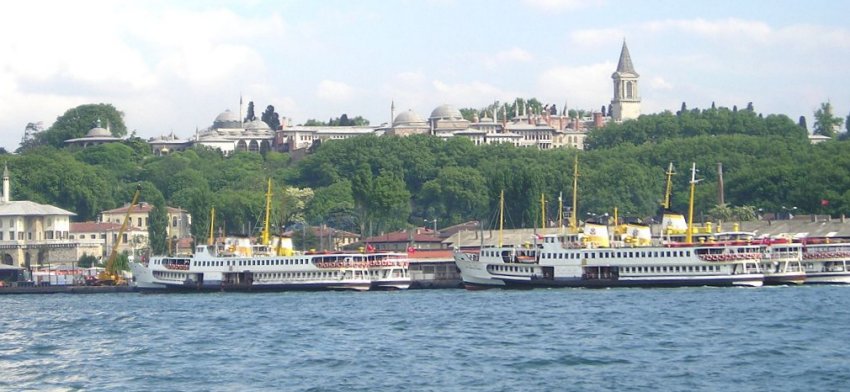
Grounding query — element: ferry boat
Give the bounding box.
[131,179,411,292]
[455,230,764,289]
[455,162,763,289]
[367,255,411,290]
[131,244,410,292]
[757,238,805,285]
[800,241,850,284]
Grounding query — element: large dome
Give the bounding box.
[213,109,241,129]
[85,127,112,138]
[245,119,271,130]
[429,104,463,120]
[393,110,426,126]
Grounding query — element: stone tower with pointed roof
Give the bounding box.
[610,41,640,122]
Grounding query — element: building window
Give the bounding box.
[172,216,178,227]
[138,217,143,227]
[122,234,128,244]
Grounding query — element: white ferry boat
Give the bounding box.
[455,230,764,289]
[758,239,805,285]
[367,256,411,290]
[455,162,763,289]
[800,241,850,284]
[131,244,410,292]
[711,231,805,285]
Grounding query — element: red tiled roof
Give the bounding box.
[71,221,143,232]
[364,230,442,244]
[407,249,454,259]
[101,203,186,215]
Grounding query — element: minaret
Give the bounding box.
[2,162,9,203]
[391,100,395,126]
[610,40,641,122]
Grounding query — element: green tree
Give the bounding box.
[78,254,98,268]
[41,104,128,148]
[245,101,256,122]
[261,105,281,130]
[813,102,843,137]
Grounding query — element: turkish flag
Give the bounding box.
[821,199,830,206]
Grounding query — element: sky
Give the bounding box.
[1,0,849,151]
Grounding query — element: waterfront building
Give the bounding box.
[610,40,641,122]
[0,165,79,268]
[99,202,191,241]
[69,221,148,261]
[64,121,122,148]
[364,228,443,251]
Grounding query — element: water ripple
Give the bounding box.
[1,287,849,391]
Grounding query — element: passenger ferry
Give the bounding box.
[800,241,850,284]
[367,255,411,290]
[712,231,805,285]
[455,162,763,289]
[455,228,764,289]
[131,244,410,292]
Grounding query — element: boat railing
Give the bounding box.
[699,253,762,262]
[803,251,850,260]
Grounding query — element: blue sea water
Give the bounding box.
[1,286,848,391]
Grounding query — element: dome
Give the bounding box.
[393,110,425,126]
[430,104,463,120]
[213,109,241,129]
[85,127,112,138]
[245,119,271,130]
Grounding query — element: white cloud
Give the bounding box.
[537,62,614,111]
[649,77,673,91]
[431,80,523,107]
[523,0,604,11]
[316,80,355,102]
[496,47,533,63]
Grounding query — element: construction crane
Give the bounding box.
[97,184,142,285]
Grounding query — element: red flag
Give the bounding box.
[407,246,415,254]
[366,244,375,252]
[821,199,830,206]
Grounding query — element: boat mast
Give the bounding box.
[558,192,564,236]
[498,189,505,247]
[208,207,215,245]
[570,155,579,233]
[686,163,698,244]
[262,178,272,246]
[663,162,675,210]
[540,193,546,237]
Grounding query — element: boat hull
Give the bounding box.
[498,274,763,288]
[803,273,850,284]
[763,273,806,286]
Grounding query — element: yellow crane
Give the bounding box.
[97,184,142,285]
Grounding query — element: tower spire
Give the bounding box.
[616,40,637,75]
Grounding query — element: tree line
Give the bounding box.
[9,102,850,253]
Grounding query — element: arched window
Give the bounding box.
[626,81,634,99]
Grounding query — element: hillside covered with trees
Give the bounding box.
[8,102,850,251]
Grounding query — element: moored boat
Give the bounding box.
[800,241,850,284]
[455,162,764,289]
[131,244,410,292]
